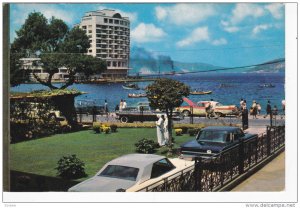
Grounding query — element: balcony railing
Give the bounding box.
[135,126,285,192]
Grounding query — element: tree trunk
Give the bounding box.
[166,108,174,156]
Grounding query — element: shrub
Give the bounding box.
[92,122,101,133]
[55,154,86,179]
[180,126,189,134]
[135,138,159,154]
[175,129,183,136]
[102,126,110,134]
[110,124,118,132]
[188,128,201,136]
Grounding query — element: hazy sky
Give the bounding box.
[10,3,285,67]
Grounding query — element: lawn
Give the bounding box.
[10,128,193,181]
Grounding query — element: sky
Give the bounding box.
[9,3,285,67]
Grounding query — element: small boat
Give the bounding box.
[190,90,212,95]
[259,84,275,88]
[122,83,140,90]
[128,93,147,98]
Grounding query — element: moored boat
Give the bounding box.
[190,90,212,95]
[128,93,147,98]
[122,83,140,90]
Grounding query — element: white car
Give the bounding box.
[68,154,194,192]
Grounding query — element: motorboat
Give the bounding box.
[122,83,140,90]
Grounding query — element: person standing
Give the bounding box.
[122,99,127,109]
[257,103,262,115]
[242,107,249,130]
[240,98,244,110]
[163,115,169,146]
[104,100,109,114]
[119,99,123,111]
[281,100,285,118]
[264,100,272,118]
[156,115,165,146]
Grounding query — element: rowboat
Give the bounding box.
[190,90,212,95]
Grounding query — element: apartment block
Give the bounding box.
[78,9,131,78]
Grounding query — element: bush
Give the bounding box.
[110,124,118,132]
[180,126,189,134]
[102,126,110,134]
[135,138,159,154]
[92,123,101,133]
[175,129,183,136]
[188,128,201,136]
[55,154,86,179]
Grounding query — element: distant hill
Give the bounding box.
[245,58,285,73]
[129,47,285,75]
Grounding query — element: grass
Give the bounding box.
[10,128,194,181]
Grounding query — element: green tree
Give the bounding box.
[11,12,107,89]
[146,78,190,152]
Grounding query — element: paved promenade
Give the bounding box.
[232,151,285,192]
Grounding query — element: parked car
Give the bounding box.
[175,98,238,117]
[180,126,258,158]
[68,154,194,192]
[75,100,105,115]
[116,103,183,123]
[197,101,239,117]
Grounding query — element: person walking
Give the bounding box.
[156,115,165,146]
[205,102,212,119]
[264,100,272,118]
[251,100,258,119]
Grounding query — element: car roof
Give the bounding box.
[107,154,165,169]
[203,126,241,132]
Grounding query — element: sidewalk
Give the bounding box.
[231,151,285,192]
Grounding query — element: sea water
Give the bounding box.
[11,72,285,114]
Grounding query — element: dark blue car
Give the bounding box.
[180,126,257,158]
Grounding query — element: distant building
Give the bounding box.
[77,9,131,78]
[20,57,69,82]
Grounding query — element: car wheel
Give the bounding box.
[120,116,129,123]
[182,110,190,117]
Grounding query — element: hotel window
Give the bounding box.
[82,26,87,29]
[109,19,113,23]
[104,18,108,23]
[89,50,92,53]
[88,25,92,28]
[88,30,92,33]
[115,20,119,24]
[107,62,111,67]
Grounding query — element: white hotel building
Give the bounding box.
[77,9,131,78]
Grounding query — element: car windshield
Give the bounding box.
[197,130,228,143]
[99,165,139,181]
